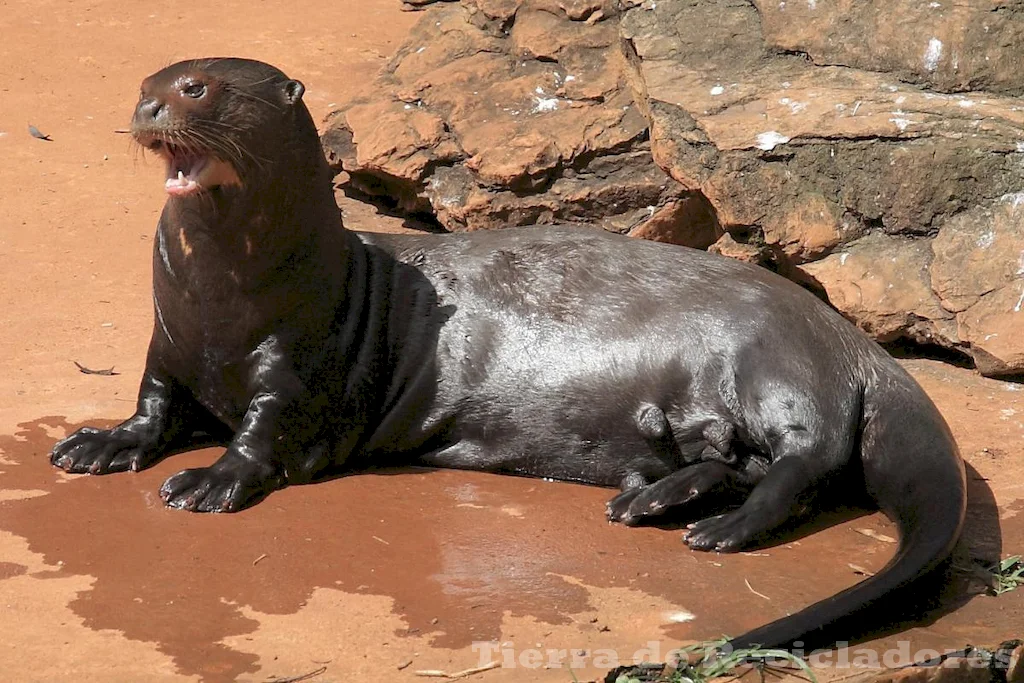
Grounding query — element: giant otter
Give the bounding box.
[51,58,966,651]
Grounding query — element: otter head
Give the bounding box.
[131,58,311,197]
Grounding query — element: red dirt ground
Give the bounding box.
[1,2,1022,682]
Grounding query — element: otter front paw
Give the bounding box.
[159,455,283,513]
[51,427,163,474]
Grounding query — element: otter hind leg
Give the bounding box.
[606,460,761,526]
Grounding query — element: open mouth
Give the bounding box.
[137,136,240,197]
[146,140,210,196]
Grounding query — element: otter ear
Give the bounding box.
[283,79,305,105]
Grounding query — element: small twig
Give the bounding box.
[849,564,876,577]
[826,670,882,683]
[74,361,118,376]
[266,666,327,683]
[762,663,815,682]
[744,578,771,601]
[253,553,268,566]
[372,535,391,545]
[855,528,896,544]
[448,661,501,680]
[415,661,500,679]
[113,129,132,134]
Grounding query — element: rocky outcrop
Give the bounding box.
[322,0,1024,377]
[322,0,720,245]
[620,0,1024,375]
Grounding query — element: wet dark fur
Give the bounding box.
[51,59,967,651]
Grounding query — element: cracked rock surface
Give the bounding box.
[323,0,1024,376]
[322,0,717,244]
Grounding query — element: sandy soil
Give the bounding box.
[1,2,1022,682]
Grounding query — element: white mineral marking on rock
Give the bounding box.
[535,86,545,95]
[839,253,849,265]
[1002,192,1024,207]
[889,112,912,132]
[710,85,725,96]
[977,230,995,249]
[1016,286,1024,313]
[1016,142,1024,152]
[1017,251,1024,275]
[755,131,790,150]
[924,38,943,72]
[929,1,941,7]
[564,75,576,82]
[958,99,975,108]
[416,46,426,54]
[807,0,816,8]
[532,97,559,113]
[779,97,808,114]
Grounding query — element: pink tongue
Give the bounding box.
[165,170,197,196]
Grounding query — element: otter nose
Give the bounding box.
[135,96,166,123]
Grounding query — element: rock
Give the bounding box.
[619,0,1024,375]
[323,0,689,237]
[1007,642,1024,682]
[708,232,766,266]
[799,233,957,347]
[931,194,1024,376]
[754,0,1024,97]
[401,0,454,8]
[621,0,1024,248]
[626,194,721,248]
[799,194,1024,376]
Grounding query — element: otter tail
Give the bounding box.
[727,372,967,651]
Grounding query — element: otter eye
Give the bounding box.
[182,83,207,99]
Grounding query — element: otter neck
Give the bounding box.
[162,143,343,285]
